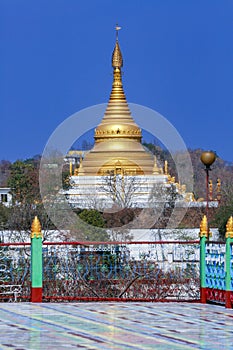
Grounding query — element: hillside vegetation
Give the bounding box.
[0,146,232,239]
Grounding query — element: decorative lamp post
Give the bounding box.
[200,151,216,222]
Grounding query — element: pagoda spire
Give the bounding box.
[94,27,141,143]
[112,25,123,68]
[73,28,159,177]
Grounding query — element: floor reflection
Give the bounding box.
[0,302,232,349]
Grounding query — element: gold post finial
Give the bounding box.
[226,216,233,238]
[209,180,213,200]
[31,216,42,239]
[216,178,221,202]
[69,161,72,176]
[199,215,211,238]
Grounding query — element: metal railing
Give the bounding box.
[0,243,31,301]
[42,240,200,302]
[0,240,200,302]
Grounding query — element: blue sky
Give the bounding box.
[1,0,233,162]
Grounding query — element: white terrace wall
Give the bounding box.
[1,228,220,243]
[109,228,220,242]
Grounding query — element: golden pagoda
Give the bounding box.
[79,31,159,176]
[66,29,188,209]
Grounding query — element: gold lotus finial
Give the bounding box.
[199,215,209,238]
[31,216,42,239]
[226,216,233,238]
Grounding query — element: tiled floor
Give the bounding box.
[0,302,232,349]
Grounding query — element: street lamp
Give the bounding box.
[200,151,216,222]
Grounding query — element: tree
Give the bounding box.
[149,183,181,209]
[100,171,143,208]
[210,173,233,239]
[147,183,183,229]
[0,204,10,229]
[7,158,40,204]
[212,202,233,240]
[5,157,60,241]
[62,168,70,190]
[6,202,56,242]
[0,160,11,186]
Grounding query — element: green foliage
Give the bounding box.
[1,147,233,234]
[70,210,109,241]
[62,170,70,190]
[7,158,40,203]
[0,204,10,228]
[79,209,106,228]
[212,200,233,239]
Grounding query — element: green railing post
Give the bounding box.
[225,216,233,308]
[199,215,210,303]
[30,216,43,302]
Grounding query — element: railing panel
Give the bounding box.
[0,244,31,301]
[205,242,226,290]
[42,241,200,302]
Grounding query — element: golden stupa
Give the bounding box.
[66,28,194,209]
[79,30,160,176]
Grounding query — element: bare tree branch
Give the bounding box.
[100,171,144,208]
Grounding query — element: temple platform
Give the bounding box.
[0,302,232,349]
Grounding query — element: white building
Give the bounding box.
[0,188,12,207]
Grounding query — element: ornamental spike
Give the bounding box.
[199,215,209,238]
[226,216,233,239]
[31,216,42,239]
